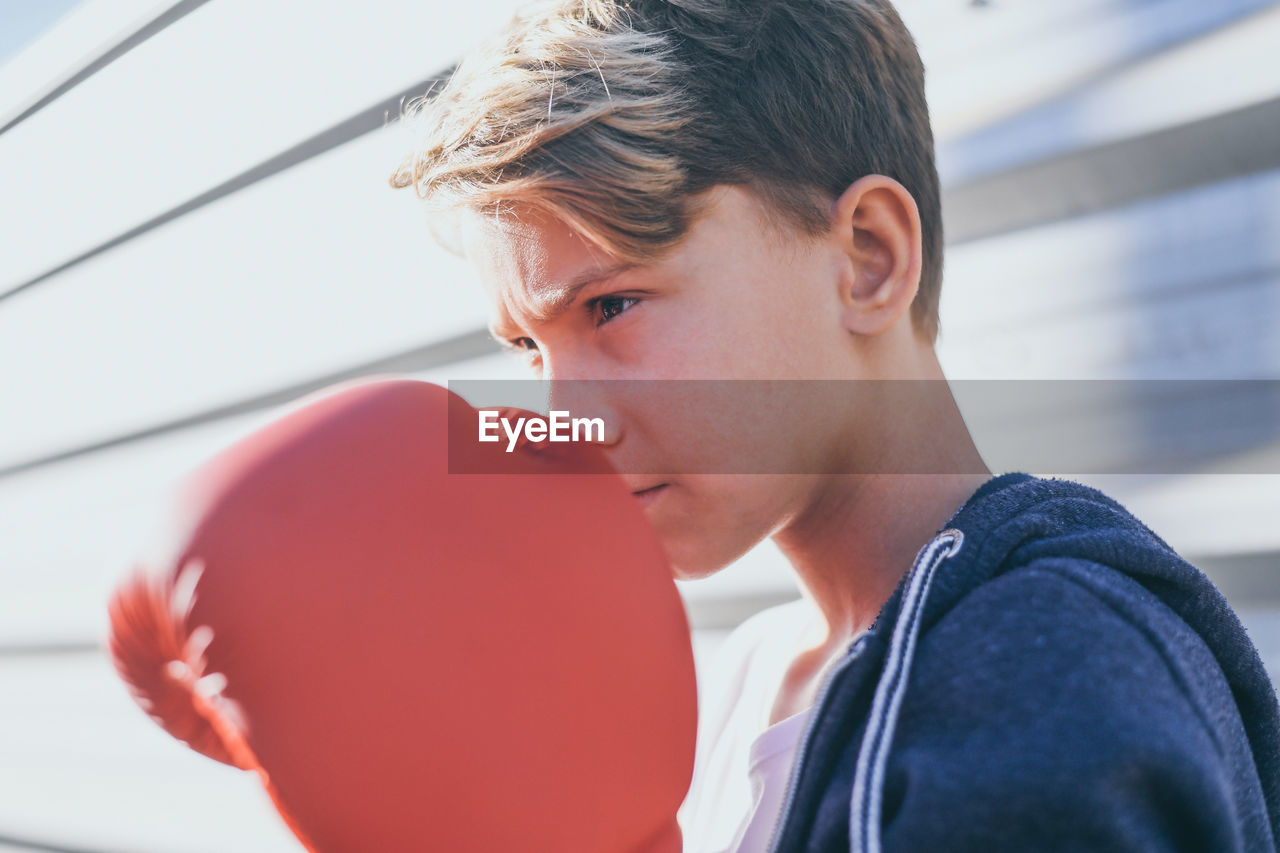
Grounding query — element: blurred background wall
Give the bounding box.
[1,0,1278,849]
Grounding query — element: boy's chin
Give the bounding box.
[661,538,758,583]
[643,486,779,582]
[670,562,723,583]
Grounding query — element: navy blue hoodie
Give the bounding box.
[765,472,1280,852]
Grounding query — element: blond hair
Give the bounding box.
[391,0,943,341]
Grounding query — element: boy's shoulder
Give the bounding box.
[912,472,1264,752]
[873,557,1277,852]
[907,552,1236,757]
[773,473,1280,851]
[879,491,1279,850]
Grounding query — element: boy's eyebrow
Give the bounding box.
[491,262,639,340]
[532,261,638,319]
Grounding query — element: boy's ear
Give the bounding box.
[829,174,923,337]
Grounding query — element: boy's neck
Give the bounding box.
[775,472,989,643]
[771,352,990,653]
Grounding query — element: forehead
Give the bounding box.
[458,204,617,309]
[456,186,804,325]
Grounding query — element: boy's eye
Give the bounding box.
[499,337,540,363]
[593,295,638,325]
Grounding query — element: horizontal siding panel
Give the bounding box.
[920,0,1277,144]
[0,0,173,122]
[938,167,1280,377]
[0,128,493,470]
[0,0,523,292]
[938,2,1280,183]
[0,653,303,852]
[945,274,1279,379]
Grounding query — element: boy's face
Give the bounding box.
[459,184,866,579]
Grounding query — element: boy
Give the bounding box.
[390,0,1280,850]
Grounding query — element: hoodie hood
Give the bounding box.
[923,472,1280,829]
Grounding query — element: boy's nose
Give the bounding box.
[545,376,625,448]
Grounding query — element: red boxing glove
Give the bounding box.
[107,379,697,853]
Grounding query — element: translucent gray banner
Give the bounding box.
[445,380,1280,475]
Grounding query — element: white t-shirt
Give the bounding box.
[678,598,823,853]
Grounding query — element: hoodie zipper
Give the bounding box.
[763,529,964,853]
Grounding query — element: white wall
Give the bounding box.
[1,0,1278,849]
